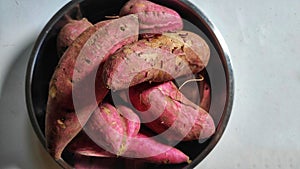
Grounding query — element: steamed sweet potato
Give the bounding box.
[46,15,139,159]
[57,18,92,56]
[127,81,215,141]
[120,0,183,34]
[103,30,210,91]
[83,103,140,156]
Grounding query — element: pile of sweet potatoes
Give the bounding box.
[45,0,215,168]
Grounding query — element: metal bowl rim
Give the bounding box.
[25,0,235,168]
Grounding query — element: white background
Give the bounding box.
[0,0,299,168]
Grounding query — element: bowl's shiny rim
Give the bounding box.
[180,0,234,168]
[25,0,234,168]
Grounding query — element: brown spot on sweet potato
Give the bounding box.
[57,119,66,129]
[120,26,126,31]
[49,86,57,98]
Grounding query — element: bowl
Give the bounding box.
[25,0,234,168]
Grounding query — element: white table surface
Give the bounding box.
[1,0,299,168]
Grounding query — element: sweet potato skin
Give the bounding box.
[103,31,210,91]
[68,132,190,164]
[117,105,141,137]
[57,18,92,56]
[67,104,189,164]
[124,133,190,164]
[120,0,183,33]
[50,15,139,109]
[67,106,141,158]
[83,103,140,156]
[128,81,215,141]
[46,15,139,160]
[200,81,211,112]
[67,131,114,158]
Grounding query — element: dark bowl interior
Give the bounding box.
[26,0,234,168]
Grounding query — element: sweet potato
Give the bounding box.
[67,131,114,158]
[49,15,139,109]
[200,81,211,112]
[57,18,92,56]
[46,15,139,159]
[117,105,141,136]
[123,133,190,164]
[120,0,183,34]
[69,132,189,164]
[66,105,141,158]
[103,30,210,91]
[83,103,140,156]
[127,81,215,141]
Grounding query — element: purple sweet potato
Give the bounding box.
[120,0,183,34]
[103,30,210,91]
[57,18,92,56]
[127,81,215,141]
[46,15,139,159]
[83,103,140,156]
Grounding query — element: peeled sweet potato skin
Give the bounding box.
[103,31,210,91]
[128,81,215,141]
[46,15,139,160]
[120,0,183,34]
